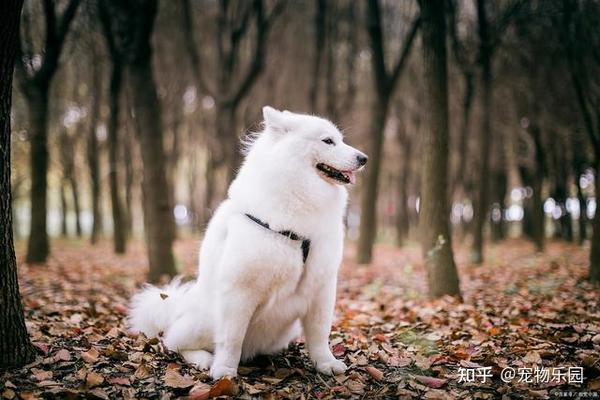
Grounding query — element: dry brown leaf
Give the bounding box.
[31,368,52,381]
[523,351,542,365]
[589,378,600,391]
[81,348,100,363]
[365,366,384,381]
[345,379,365,394]
[527,389,548,398]
[188,382,211,400]
[209,378,238,397]
[163,369,195,388]
[134,363,151,379]
[53,349,71,362]
[411,375,447,389]
[86,372,105,388]
[108,376,130,386]
[87,388,109,400]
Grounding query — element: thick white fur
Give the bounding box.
[129,106,367,379]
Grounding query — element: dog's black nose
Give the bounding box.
[357,154,368,166]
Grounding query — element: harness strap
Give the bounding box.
[245,213,311,263]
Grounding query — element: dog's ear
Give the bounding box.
[263,106,289,133]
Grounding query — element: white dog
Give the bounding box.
[129,106,367,379]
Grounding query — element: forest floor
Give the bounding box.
[1,238,599,399]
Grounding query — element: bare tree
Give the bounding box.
[418,0,461,298]
[101,0,176,282]
[16,0,81,263]
[98,1,128,253]
[181,0,285,221]
[448,0,477,208]
[0,0,36,368]
[87,45,103,244]
[470,0,523,264]
[357,0,420,264]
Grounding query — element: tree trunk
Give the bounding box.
[0,0,36,368]
[490,167,507,242]
[357,96,388,264]
[309,0,326,112]
[203,154,217,227]
[357,0,419,264]
[590,163,600,283]
[470,0,493,264]
[88,56,102,244]
[107,62,127,253]
[419,0,461,299]
[576,178,587,243]
[531,123,545,251]
[570,130,587,244]
[69,175,82,237]
[395,129,412,247]
[217,103,239,185]
[452,71,474,200]
[123,124,134,236]
[531,171,544,252]
[60,180,68,237]
[25,89,50,263]
[127,54,176,283]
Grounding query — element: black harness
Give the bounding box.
[245,213,311,263]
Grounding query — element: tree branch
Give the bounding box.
[366,0,388,96]
[389,15,421,90]
[225,0,285,107]
[180,0,214,97]
[38,0,81,83]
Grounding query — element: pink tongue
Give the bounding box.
[346,171,356,184]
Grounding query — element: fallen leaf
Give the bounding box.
[31,368,52,381]
[113,304,128,314]
[87,388,109,400]
[209,378,238,397]
[411,375,447,389]
[32,343,49,355]
[365,366,384,381]
[188,382,211,400]
[527,389,548,398]
[86,372,105,388]
[108,376,130,386]
[81,348,100,363]
[523,351,542,365]
[332,343,346,357]
[163,369,195,388]
[345,379,365,394]
[53,349,71,362]
[589,378,600,391]
[134,364,151,379]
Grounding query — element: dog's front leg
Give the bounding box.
[302,281,347,375]
[210,289,257,379]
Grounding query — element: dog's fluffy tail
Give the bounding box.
[128,277,193,338]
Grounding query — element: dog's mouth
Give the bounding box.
[316,163,357,185]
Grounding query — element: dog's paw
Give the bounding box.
[315,359,347,375]
[209,364,237,380]
[181,350,214,370]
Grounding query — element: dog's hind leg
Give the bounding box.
[181,350,214,370]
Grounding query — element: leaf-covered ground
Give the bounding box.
[1,239,599,399]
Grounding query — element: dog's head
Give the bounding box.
[255,106,368,185]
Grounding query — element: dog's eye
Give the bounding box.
[322,138,335,145]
